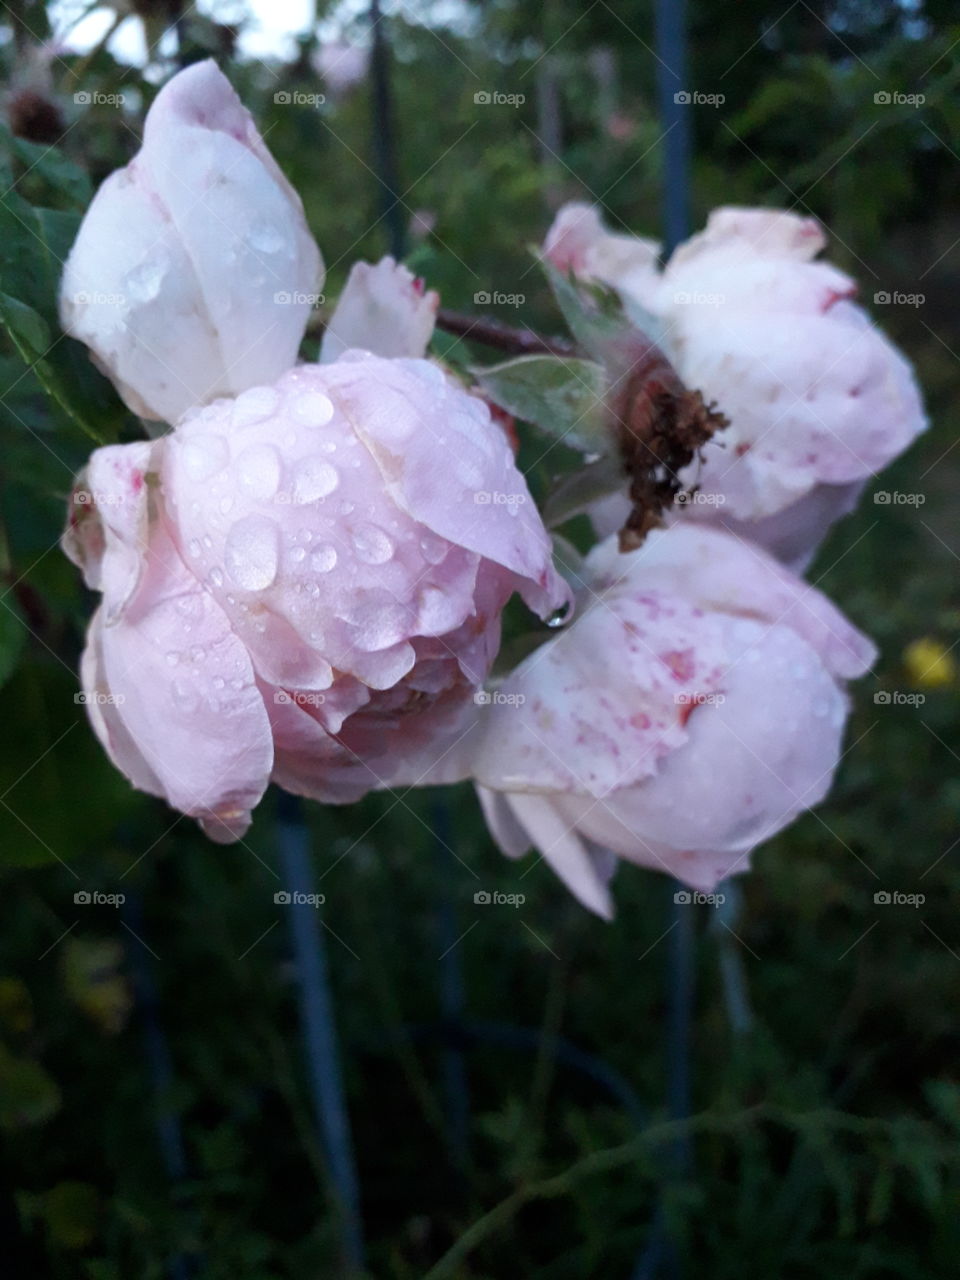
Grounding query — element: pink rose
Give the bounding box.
[60,60,322,424]
[543,204,926,565]
[64,356,569,839]
[473,523,875,918]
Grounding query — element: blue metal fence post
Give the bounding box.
[637,5,696,1277]
[276,792,365,1273]
[369,0,406,260]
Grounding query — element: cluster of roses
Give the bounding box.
[59,62,925,918]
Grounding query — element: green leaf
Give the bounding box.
[0,1041,61,1130]
[541,258,626,357]
[0,291,50,354]
[473,354,609,452]
[0,191,133,445]
[8,129,93,211]
[541,255,667,357]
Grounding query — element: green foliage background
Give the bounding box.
[0,0,959,1275]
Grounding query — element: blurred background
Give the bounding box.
[1,0,959,1276]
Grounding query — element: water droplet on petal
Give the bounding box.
[235,443,282,501]
[547,601,572,628]
[181,433,229,482]
[311,544,338,573]
[294,456,339,504]
[224,515,280,591]
[290,546,306,563]
[232,387,280,429]
[419,532,447,565]
[123,260,164,303]
[210,567,224,587]
[249,220,285,254]
[293,390,335,427]
[352,523,394,565]
[172,680,200,714]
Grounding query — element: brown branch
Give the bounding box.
[435,308,576,357]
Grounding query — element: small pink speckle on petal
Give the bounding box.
[661,649,696,681]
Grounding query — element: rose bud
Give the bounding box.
[543,204,926,567]
[320,257,439,363]
[472,523,875,919]
[63,355,570,839]
[60,59,322,425]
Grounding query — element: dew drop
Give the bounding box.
[181,433,229,482]
[224,514,281,591]
[293,390,335,427]
[290,546,306,563]
[235,443,282,501]
[209,567,224,588]
[232,387,280,428]
[123,260,164,303]
[249,220,285,254]
[171,680,200,714]
[352,523,395,565]
[294,456,340,504]
[311,544,338,573]
[419,532,447,565]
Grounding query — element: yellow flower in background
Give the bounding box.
[904,637,958,688]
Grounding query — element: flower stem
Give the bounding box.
[435,308,576,357]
